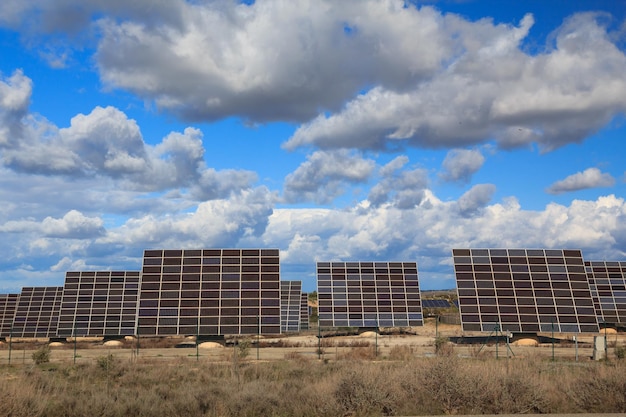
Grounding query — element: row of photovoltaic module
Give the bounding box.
[452,249,626,333]
[0,249,307,338]
[0,248,625,338]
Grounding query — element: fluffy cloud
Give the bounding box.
[0,74,257,198]
[0,70,33,148]
[440,148,485,183]
[283,150,375,204]
[101,187,276,249]
[368,156,429,209]
[5,2,625,151]
[284,13,626,151]
[0,210,104,238]
[0,0,184,32]
[93,0,454,122]
[0,1,624,293]
[2,1,455,122]
[266,194,626,287]
[547,167,616,194]
[456,184,497,215]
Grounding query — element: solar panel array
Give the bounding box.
[280,281,302,332]
[453,249,599,333]
[57,271,140,337]
[317,261,423,328]
[585,261,626,325]
[300,292,309,330]
[422,299,452,308]
[0,294,19,337]
[11,287,63,338]
[138,249,281,336]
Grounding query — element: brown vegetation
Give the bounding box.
[2,351,626,416]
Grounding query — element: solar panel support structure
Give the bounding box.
[196,319,200,361]
[317,323,321,360]
[135,324,140,359]
[256,315,260,361]
[7,325,12,365]
[375,327,378,358]
[73,320,77,365]
[477,323,514,359]
[551,321,555,361]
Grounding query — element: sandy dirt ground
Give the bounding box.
[1,321,624,365]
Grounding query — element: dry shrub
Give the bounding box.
[334,365,399,416]
[337,346,376,360]
[395,357,551,415]
[388,345,413,361]
[3,351,626,416]
[0,377,47,417]
[434,336,454,356]
[347,339,370,348]
[284,351,305,360]
[560,363,626,413]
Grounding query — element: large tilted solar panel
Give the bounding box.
[317,261,423,328]
[138,249,281,336]
[280,280,302,332]
[300,292,309,330]
[585,261,626,325]
[57,271,140,337]
[453,249,599,333]
[0,294,19,337]
[11,287,63,338]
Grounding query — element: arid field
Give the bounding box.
[1,320,626,416]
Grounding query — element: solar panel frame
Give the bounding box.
[11,287,63,338]
[57,271,141,337]
[280,280,302,333]
[585,260,626,325]
[137,248,281,336]
[0,294,19,337]
[317,261,423,328]
[453,249,600,333]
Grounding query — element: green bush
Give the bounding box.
[32,345,51,365]
[434,336,453,356]
[237,339,250,359]
[96,354,115,371]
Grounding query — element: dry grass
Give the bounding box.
[1,352,626,416]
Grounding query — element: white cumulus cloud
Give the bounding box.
[547,167,615,194]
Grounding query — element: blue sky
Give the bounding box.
[0,0,625,293]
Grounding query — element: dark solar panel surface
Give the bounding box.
[138,249,281,336]
[12,287,63,338]
[57,271,140,337]
[0,294,19,337]
[453,249,599,333]
[422,299,452,308]
[300,292,309,330]
[586,261,626,325]
[317,261,423,328]
[280,281,302,332]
